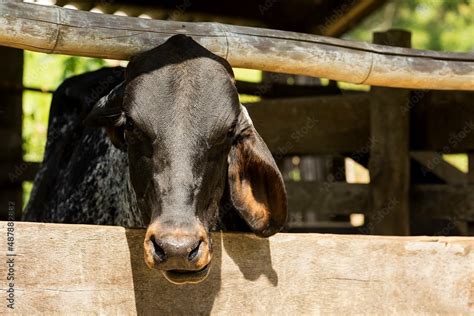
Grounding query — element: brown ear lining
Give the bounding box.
[227,132,288,237]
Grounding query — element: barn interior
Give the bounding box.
[1,0,473,236]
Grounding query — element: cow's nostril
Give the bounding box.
[187,240,202,262]
[151,236,166,262]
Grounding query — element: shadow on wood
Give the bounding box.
[125,230,222,314]
[124,230,278,314]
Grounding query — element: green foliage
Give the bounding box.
[233,68,262,83]
[345,0,473,52]
[62,56,106,80]
[443,154,468,173]
[234,68,262,103]
[23,182,33,210]
[23,52,105,162]
[23,90,51,162]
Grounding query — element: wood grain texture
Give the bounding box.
[0,222,472,314]
[0,2,473,90]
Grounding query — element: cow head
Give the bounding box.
[85,35,287,284]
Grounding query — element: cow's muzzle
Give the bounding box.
[144,222,211,284]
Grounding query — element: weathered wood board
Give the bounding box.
[0,2,473,90]
[246,91,474,155]
[0,222,472,314]
[286,182,474,221]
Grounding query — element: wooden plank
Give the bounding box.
[411,90,474,152]
[412,185,474,221]
[246,94,370,155]
[368,30,411,235]
[411,151,467,184]
[243,90,474,155]
[0,222,472,314]
[285,182,474,221]
[235,80,342,98]
[0,2,473,90]
[286,182,368,215]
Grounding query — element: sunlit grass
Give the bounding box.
[338,82,371,91]
[233,68,262,83]
[239,94,261,104]
[23,182,33,210]
[443,154,468,173]
[234,68,262,103]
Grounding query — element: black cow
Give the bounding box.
[24,35,287,284]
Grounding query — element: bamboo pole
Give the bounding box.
[0,2,473,90]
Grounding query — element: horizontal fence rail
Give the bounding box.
[0,222,473,314]
[0,2,473,90]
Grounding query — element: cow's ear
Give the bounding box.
[227,105,288,237]
[84,82,126,150]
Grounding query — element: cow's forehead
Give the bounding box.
[123,55,240,144]
[124,34,234,88]
[121,35,240,141]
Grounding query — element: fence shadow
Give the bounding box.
[125,230,222,315]
[125,230,278,314]
[222,233,278,286]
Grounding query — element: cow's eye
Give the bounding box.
[125,119,134,131]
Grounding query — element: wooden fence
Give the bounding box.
[1,222,473,314]
[1,3,474,314]
[0,1,473,90]
[0,2,473,231]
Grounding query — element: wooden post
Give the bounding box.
[0,47,23,221]
[368,30,411,235]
